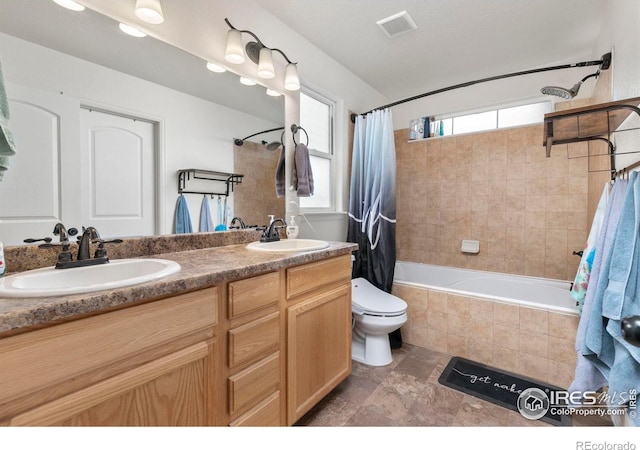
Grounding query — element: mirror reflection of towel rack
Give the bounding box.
[177,168,244,197]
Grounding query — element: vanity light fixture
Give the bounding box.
[52,0,85,11]
[266,89,282,97]
[206,61,226,73]
[118,23,147,38]
[224,18,300,91]
[134,0,164,24]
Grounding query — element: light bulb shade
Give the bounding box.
[257,48,275,79]
[266,88,282,97]
[225,29,245,64]
[284,63,300,91]
[135,0,164,24]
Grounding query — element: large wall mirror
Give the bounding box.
[0,0,284,245]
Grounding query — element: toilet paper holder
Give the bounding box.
[461,240,480,254]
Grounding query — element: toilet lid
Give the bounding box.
[351,277,407,316]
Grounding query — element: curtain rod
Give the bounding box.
[350,52,612,123]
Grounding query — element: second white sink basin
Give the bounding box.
[0,258,181,298]
[246,239,330,253]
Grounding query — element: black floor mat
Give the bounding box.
[438,356,572,426]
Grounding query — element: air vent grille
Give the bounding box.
[376,10,417,38]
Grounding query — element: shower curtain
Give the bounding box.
[347,108,400,346]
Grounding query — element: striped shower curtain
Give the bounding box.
[347,108,397,294]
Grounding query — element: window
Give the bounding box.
[298,90,334,210]
[422,101,552,138]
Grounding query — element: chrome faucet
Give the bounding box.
[260,218,286,242]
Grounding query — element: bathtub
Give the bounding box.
[393,261,578,315]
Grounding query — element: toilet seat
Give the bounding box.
[351,278,407,317]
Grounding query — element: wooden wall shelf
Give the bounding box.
[543,97,640,157]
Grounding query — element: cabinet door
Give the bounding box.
[286,284,351,425]
[10,341,215,426]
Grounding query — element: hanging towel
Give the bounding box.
[292,143,314,197]
[199,195,213,232]
[275,146,285,198]
[569,180,625,397]
[583,174,635,378]
[174,194,192,234]
[0,57,16,181]
[571,183,610,312]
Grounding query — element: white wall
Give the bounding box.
[595,0,640,171]
[0,32,279,235]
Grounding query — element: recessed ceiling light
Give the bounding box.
[118,23,147,38]
[52,0,85,11]
[206,61,226,73]
[239,77,256,86]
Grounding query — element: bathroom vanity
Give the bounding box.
[0,237,356,426]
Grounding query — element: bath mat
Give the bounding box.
[438,356,571,426]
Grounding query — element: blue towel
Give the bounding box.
[199,196,213,232]
[174,194,192,234]
[0,56,16,181]
[583,175,633,378]
[569,181,623,397]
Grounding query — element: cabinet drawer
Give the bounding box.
[228,272,280,319]
[287,255,351,299]
[228,352,280,416]
[228,312,279,369]
[229,391,281,427]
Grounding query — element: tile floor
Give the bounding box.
[296,343,613,427]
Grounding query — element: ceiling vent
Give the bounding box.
[376,10,417,38]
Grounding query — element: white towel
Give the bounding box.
[0,56,16,181]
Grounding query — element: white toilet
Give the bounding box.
[351,277,408,366]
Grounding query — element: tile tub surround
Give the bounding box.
[395,124,589,281]
[0,238,357,336]
[392,283,579,389]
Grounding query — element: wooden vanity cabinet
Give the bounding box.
[225,271,283,426]
[0,287,220,426]
[0,252,354,427]
[285,255,352,425]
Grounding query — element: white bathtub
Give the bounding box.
[393,261,578,314]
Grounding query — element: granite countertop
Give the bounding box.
[0,241,357,336]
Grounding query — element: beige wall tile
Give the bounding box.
[519,330,548,358]
[492,347,519,373]
[547,335,576,364]
[470,297,494,321]
[493,324,520,351]
[469,318,493,344]
[494,302,520,327]
[517,353,549,382]
[548,312,579,340]
[448,294,470,317]
[519,307,549,334]
[428,290,448,313]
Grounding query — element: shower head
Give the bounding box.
[541,70,600,99]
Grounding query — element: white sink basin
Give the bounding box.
[246,239,330,253]
[0,258,181,298]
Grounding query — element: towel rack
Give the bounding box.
[291,123,309,146]
[177,169,244,197]
[543,97,640,178]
